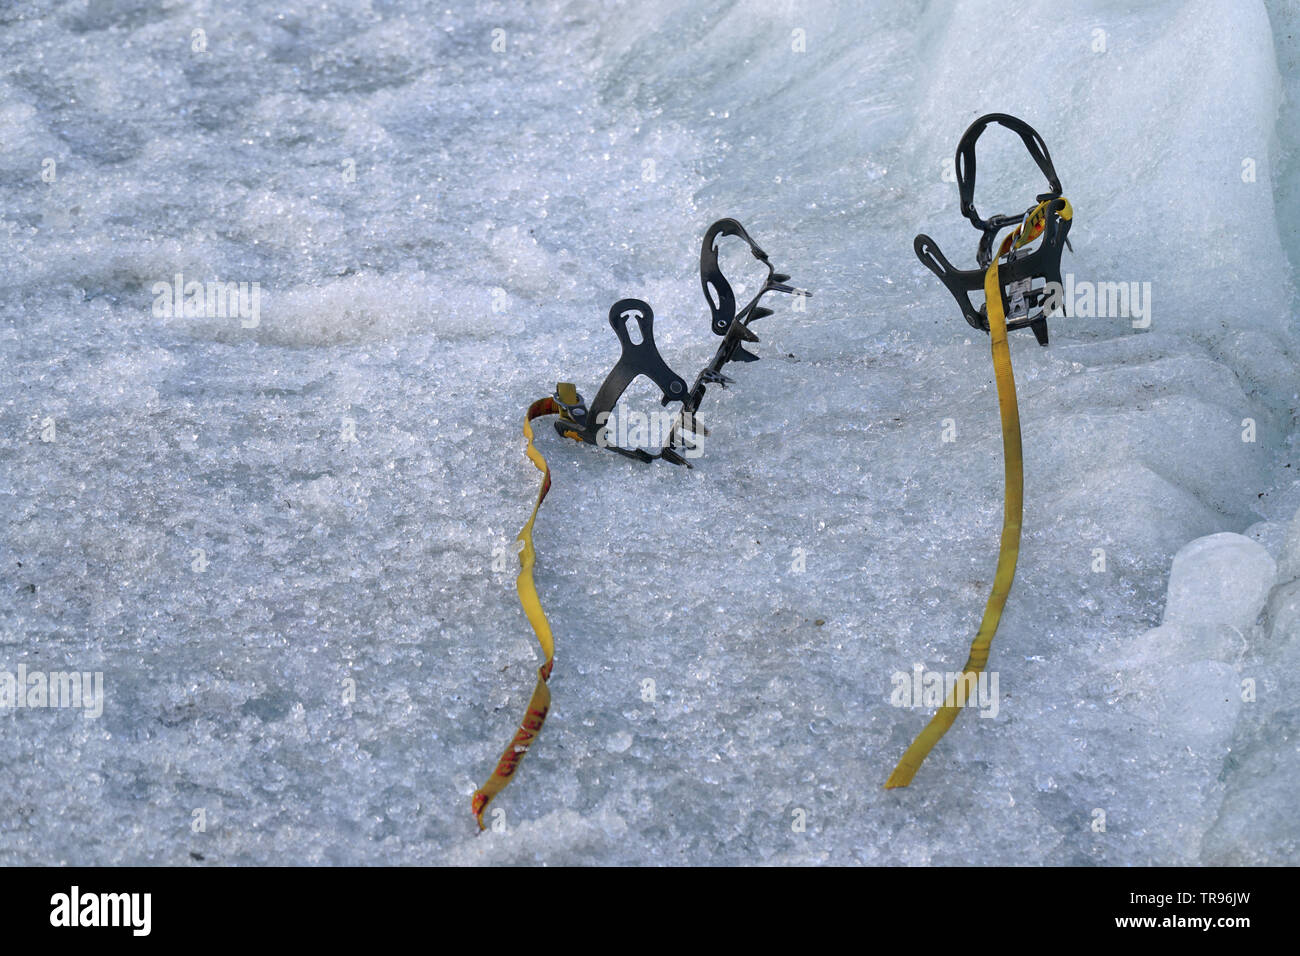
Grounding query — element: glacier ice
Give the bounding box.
[1162,533,1276,629]
[0,0,1297,864]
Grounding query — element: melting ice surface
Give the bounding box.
[1,0,1298,864]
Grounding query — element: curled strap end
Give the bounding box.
[472,791,490,830]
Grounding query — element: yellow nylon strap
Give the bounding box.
[884,202,1069,788]
[1014,198,1072,252]
[473,389,573,828]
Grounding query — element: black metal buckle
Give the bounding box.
[554,218,811,465]
[914,113,1073,346]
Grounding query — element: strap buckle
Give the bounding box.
[551,383,588,425]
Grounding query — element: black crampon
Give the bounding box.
[551,218,810,465]
[914,113,1073,346]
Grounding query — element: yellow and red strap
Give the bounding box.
[472,386,579,828]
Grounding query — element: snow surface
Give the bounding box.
[1,0,1298,864]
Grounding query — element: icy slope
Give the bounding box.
[0,0,1296,864]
